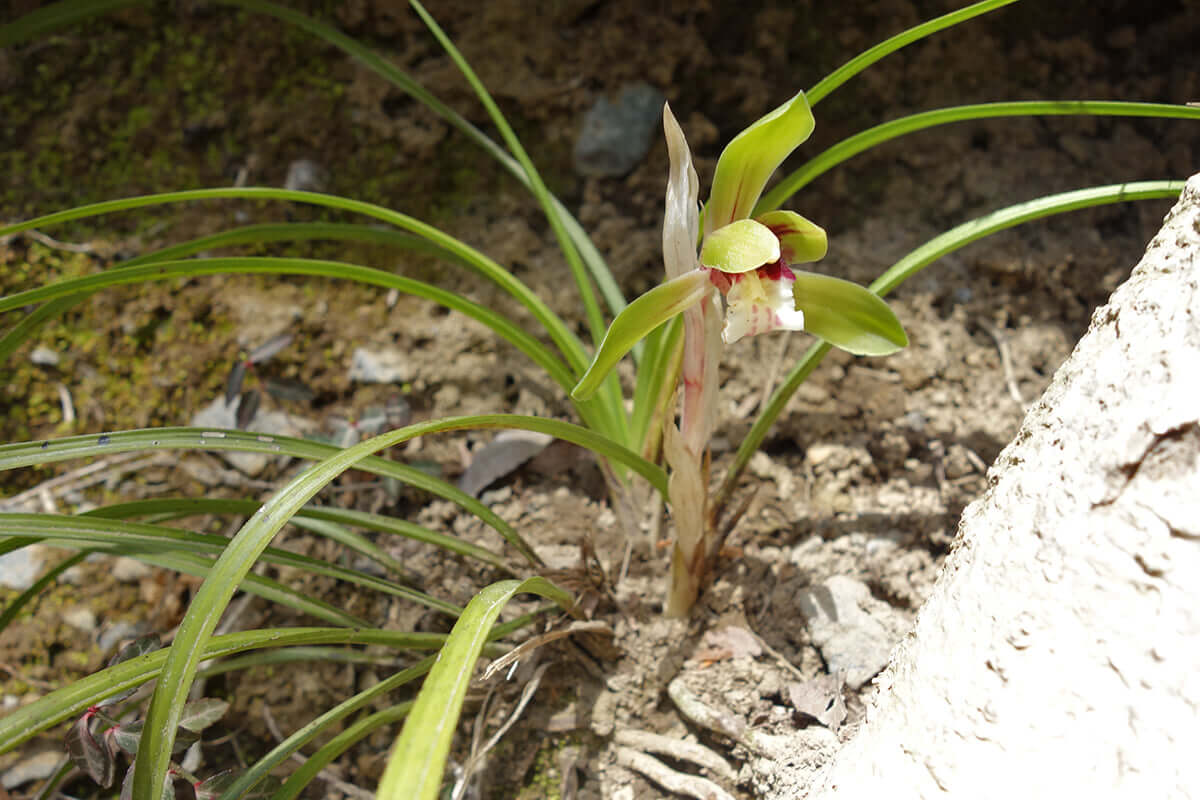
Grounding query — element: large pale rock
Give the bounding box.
[806,175,1200,799]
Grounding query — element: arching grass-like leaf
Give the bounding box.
[377,577,574,800]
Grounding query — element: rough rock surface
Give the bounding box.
[805,173,1200,798]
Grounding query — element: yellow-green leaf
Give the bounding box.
[755,209,827,264]
[705,91,815,229]
[572,270,711,400]
[699,219,780,274]
[792,271,907,356]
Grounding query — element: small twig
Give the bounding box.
[979,321,1028,409]
[614,728,735,781]
[0,662,57,690]
[481,621,612,681]
[747,630,806,681]
[18,228,99,254]
[614,747,736,800]
[452,663,551,800]
[668,678,746,743]
[0,451,164,511]
[56,383,76,425]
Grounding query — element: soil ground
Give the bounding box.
[1,0,1197,797]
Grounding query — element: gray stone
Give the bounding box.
[796,576,901,690]
[190,396,305,476]
[574,83,665,177]
[283,158,326,193]
[98,620,146,654]
[0,546,45,590]
[63,606,97,634]
[1,750,63,789]
[111,556,152,582]
[349,346,413,384]
[29,345,60,367]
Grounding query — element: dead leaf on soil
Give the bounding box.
[693,625,763,664]
[786,671,847,733]
[458,430,554,497]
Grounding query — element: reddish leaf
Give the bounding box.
[67,714,115,787]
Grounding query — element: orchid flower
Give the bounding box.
[574,92,907,402]
[572,92,906,615]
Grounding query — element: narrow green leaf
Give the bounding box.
[272,704,412,800]
[757,100,1200,214]
[0,628,447,755]
[4,513,459,617]
[630,316,683,456]
[85,497,510,572]
[0,187,590,380]
[407,0,608,349]
[0,0,145,45]
[130,422,569,796]
[377,577,573,800]
[572,270,711,401]
[805,0,1021,106]
[217,610,542,800]
[791,271,907,356]
[0,426,540,565]
[706,92,814,228]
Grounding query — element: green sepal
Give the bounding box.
[706,91,815,229]
[754,209,827,264]
[792,271,907,356]
[572,270,710,401]
[698,219,780,274]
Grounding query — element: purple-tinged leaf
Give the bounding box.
[224,360,247,406]
[172,728,201,753]
[121,763,134,800]
[248,332,293,364]
[98,635,160,707]
[235,389,260,429]
[178,698,229,733]
[108,634,161,667]
[110,720,143,755]
[264,376,315,405]
[458,431,554,497]
[67,714,115,787]
[193,770,237,800]
[385,394,412,428]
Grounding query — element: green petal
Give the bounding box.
[571,270,711,401]
[755,210,827,264]
[706,92,815,230]
[792,271,908,356]
[699,219,780,274]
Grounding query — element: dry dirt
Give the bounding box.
[1,0,1197,798]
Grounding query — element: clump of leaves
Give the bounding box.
[66,636,281,799]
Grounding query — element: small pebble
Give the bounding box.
[574,82,665,177]
[29,346,60,367]
[1,750,63,789]
[111,556,152,583]
[63,606,98,634]
[0,547,45,590]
